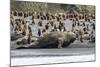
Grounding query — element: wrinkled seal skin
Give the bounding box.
[17,32,76,49]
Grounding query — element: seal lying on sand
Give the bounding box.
[17,31,76,49]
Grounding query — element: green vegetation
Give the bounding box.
[10,0,95,14]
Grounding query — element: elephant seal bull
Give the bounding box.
[17,31,76,49]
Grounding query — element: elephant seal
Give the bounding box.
[16,31,76,49]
